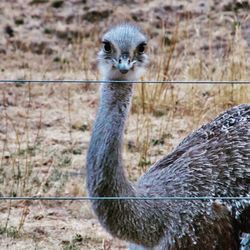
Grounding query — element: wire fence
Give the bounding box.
[0,196,250,201]
[1,78,249,202]
[1,80,250,84]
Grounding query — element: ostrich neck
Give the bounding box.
[87,82,134,197]
[86,81,165,246]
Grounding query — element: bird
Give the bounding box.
[86,23,250,249]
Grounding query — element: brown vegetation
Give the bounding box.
[0,0,249,249]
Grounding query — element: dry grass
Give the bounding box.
[130,21,250,173]
[0,6,249,249]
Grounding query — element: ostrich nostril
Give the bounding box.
[119,59,122,64]
[128,59,131,64]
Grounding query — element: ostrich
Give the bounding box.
[86,23,250,249]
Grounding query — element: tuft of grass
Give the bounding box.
[0,225,20,239]
[61,234,83,250]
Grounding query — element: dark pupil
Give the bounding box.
[138,43,146,53]
[104,42,111,52]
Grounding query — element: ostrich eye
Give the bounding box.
[103,41,111,53]
[137,42,147,54]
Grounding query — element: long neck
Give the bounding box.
[86,81,165,247]
[87,82,134,198]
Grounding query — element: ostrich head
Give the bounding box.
[98,23,148,81]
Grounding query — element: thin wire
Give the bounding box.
[0,80,250,84]
[0,196,249,201]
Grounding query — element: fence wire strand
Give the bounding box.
[1,80,250,84]
[0,197,249,201]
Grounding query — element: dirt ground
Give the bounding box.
[0,0,250,249]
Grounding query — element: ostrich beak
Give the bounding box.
[117,55,132,74]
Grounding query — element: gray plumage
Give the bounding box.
[86,23,250,249]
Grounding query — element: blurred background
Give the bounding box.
[0,0,249,249]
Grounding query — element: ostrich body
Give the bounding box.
[86,23,250,249]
